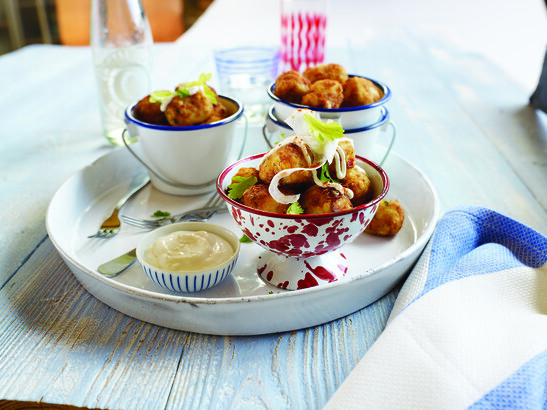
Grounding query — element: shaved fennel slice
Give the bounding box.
[285,109,340,164]
[285,108,317,134]
[269,163,323,204]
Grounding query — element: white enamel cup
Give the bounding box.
[124,95,246,196]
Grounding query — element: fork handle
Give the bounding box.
[114,173,150,212]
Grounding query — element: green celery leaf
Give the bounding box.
[227,176,257,200]
[202,85,217,105]
[149,90,175,103]
[303,113,344,142]
[177,73,217,105]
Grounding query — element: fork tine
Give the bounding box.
[209,195,224,209]
[88,228,118,239]
[203,192,221,208]
[121,192,226,230]
[121,215,160,229]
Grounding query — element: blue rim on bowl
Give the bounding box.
[125,95,244,131]
[267,105,389,132]
[267,75,391,113]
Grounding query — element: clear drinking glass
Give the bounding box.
[90,0,153,146]
[214,46,280,123]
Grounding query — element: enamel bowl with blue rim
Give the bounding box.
[267,74,391,129]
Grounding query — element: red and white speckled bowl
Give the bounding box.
[217,153,389,290]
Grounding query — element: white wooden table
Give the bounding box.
[0,0,545,408]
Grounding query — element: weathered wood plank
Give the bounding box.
[0,238,395,409]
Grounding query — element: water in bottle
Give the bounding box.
[91,0,153,146]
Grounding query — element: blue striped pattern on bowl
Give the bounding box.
[136,222,241,294]
[139,257,238,293]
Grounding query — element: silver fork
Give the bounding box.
[121,193,226,230]
[88,173,150,239]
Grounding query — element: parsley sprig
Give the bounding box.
[151,210,171,221]
[286,202,304,215]
[318,163,340,184]
[227,176,257,200]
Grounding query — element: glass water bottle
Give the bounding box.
[90,0,153,146]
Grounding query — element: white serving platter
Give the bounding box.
[46,146,439,335]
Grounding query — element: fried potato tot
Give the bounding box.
[164,91,214,126]
[300,185,353,214]
[303,63,349,84]
[204,100,228,124]
[342,76,383,107]
[241,184,291,213]
[274,71,311,103]
[301,79,344,109]
[134,95,169,125]
[232,167,259,183]
[365,199,404,236]
[341,167,371,206]
[259,143,314,187]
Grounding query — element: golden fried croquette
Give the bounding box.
[341,167,371,207]
[204,100,228,124]
[303,63,349,84]
[259,143,314,187]
[342,76,383,107]
[365,199,405,236]
[274,71,311,103]
[164,91,214,126]
[301,79,344,109]
[241,184,291,213]
[231,167,260,184]
[300,185,353,214]
[134,95,169,125]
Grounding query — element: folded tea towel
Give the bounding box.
[325,206,547,409]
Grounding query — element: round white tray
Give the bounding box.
[46,147,439,335]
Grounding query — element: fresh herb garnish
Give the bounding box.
[303,113,344,143]
[286,202,304,215]
[149,90,173,104]
[274,133,285,145]
[318,162,340,184]
[151,210,171,219]
[239,234,253,243]
[149,73,217,105]
[227,176,257,200]
[178,73,217,104]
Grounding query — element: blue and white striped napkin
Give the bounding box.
[326,206,547,409]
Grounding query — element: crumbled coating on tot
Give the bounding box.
[365,199,405,236]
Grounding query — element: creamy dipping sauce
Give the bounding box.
[145,230,234,271]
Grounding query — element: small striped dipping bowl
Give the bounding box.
[136,222,240,293]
